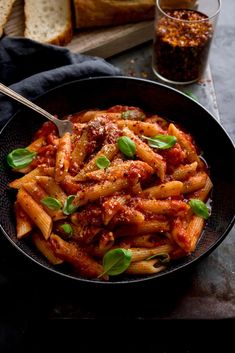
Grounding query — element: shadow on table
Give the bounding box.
[0,230,234,353]
[0,230,198,320]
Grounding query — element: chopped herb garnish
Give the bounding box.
[63,195,78,215]
[95,156,110,169]
[7,148,37,169]
[41,197,62,211]
[98,248,132,277]
[117,136,136,158]
[61,223,73,237]
[142,134,177,149]
[189,199,210,219]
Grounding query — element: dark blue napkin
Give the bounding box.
[0,37,122,128]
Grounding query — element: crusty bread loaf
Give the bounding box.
[24,0,72,45]
[0,0,16,37]
[73,0,155,29]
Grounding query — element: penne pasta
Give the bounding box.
[187,215,205,252]
[70,130,89,172]
[171,217,191,253]
[110,206,145,226]
[168,123,200,164]
[13,165,34,174]
[116,219,170,237]
[116,120,164,137]
[36,176,67,204]
[86,160,153,182]
[122,127,166,181]
[32,231,64,265]
[131,182,142,195]
[173,162,198,181]
[119,234,167,248]
[27,137,46,152]
[15,202,33,239]
[23,181,65,221]
[9,166,52,189]
[191,176,213,201]
[8,104,212,281]
[55,132,71,182]
[130,245,173,262]
[78,111,121,123]
[72,224,102,244]
[73,144,118,181]
[17,188,52,240]
[142,181,183,199]
[102,195,130,225]
[73,179,130,207]
[182,172,207,194]
[89,231,115,257]
[50,233,107,279]
[144,115,169,128]
[135,199,190,216]
[39,166,55,177]
[126,259,166,275]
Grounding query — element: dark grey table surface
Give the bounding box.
[0,1,234,352]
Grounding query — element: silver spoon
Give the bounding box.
[0,82,73,137]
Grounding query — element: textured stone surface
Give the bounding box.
[211,1,235,142]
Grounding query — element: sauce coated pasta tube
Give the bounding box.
[7,104,212,281]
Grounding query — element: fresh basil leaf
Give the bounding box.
[61,223,73,236]
[63,195,78,215]
[189,199,210,219]
[100,248,132,277]
[146,253,170,263]
[95,156,110,169]
[121,110,145,121]
[41,197,62,210]
[142,134,177,150]
[184,91,199,102]
[117,136,136,158]
[7,148,37,169]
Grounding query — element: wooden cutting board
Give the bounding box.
[4,0,154,59]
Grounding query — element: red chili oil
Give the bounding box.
[153,9,213,83]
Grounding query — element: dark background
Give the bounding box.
[0,0,234,352]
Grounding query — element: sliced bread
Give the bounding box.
[73,0,155,28]
[24,0,72,46]
[0,0,16,37]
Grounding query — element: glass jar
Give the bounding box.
[152,0,221,84]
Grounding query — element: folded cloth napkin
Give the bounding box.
[0,37,122,129]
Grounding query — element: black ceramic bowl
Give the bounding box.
[0,76,234,284]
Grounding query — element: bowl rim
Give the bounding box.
[1,75,234,145]
[0,75,235,285]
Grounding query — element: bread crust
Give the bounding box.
[0,0,16,37]
[73,0,155,28]
[49,0,73,46]
[47,21,73,46]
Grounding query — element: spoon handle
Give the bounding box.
[0,82,57,124]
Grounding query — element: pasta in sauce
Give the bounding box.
[8,105,212,280]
